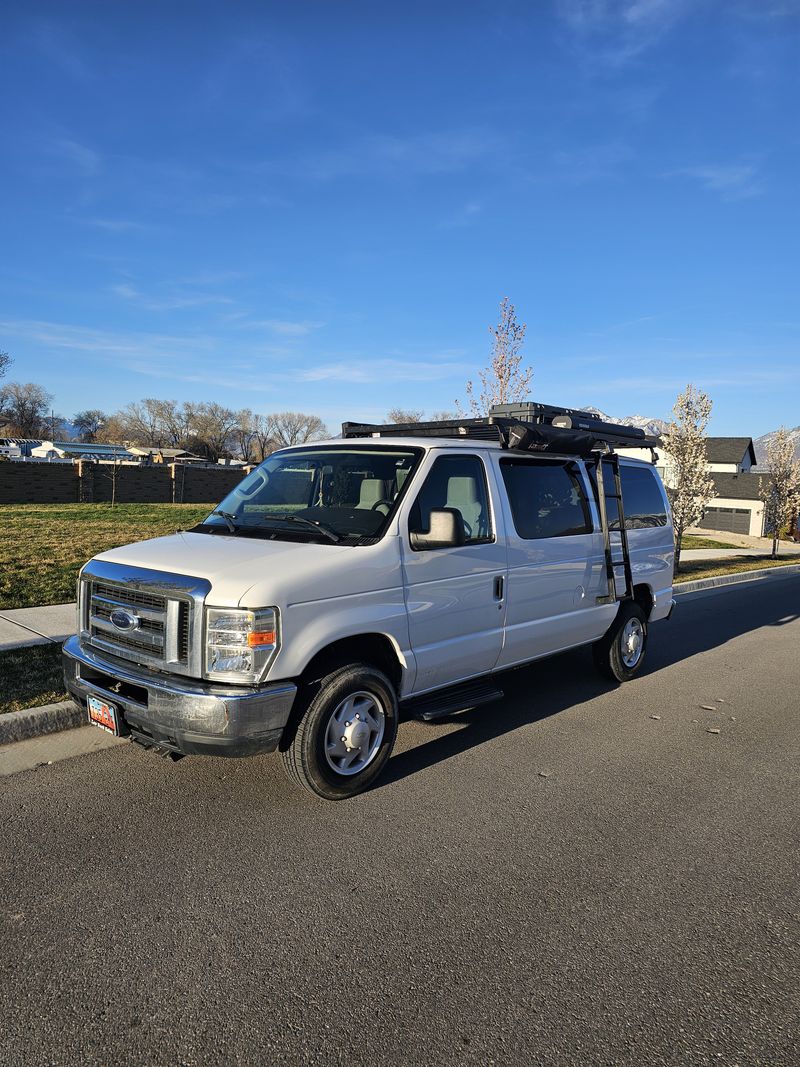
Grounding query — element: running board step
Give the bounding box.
[405,679,504,722]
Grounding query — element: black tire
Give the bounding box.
[281,663,399,800]
[592,601,648,683]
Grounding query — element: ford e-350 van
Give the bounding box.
[63,403,674,800]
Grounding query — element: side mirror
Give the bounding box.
[410,508,466,550]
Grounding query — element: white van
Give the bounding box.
[63,406,675,800]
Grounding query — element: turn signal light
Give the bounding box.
[248,630,276,648]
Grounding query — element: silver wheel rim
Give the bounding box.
[324,691,386,777]
[620,617,644,668]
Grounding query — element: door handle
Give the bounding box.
[493,575,505,600]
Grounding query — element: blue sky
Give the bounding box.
[1,0,798,437]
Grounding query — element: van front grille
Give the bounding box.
[86,578,190,668]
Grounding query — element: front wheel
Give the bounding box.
[592,602,648,682]
[281,664,398,800]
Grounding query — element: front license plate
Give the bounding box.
[88,695,120,735]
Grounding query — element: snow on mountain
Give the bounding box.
[753,426,800,465]
[581,406,669,438]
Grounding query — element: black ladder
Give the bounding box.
[595,452,633,604]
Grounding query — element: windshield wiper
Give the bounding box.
[258,514,342,543]
[210,510,239,534]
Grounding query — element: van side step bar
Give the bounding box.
[404,678,504,722]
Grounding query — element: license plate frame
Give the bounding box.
[87,694,121,735]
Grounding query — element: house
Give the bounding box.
[697,471,765,536]
[704,437,757,473]
[0,437,43,458]
[619,435,766,537]
[30,441,134,462]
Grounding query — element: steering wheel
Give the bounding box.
[371,500,393,515]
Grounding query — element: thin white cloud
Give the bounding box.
[264,128,504,183]
[30,19,91,81]
[0,319,465,391]
[50,137,101,175]
[551,141,634,183]
[82,217,151,233]
[671,162,764,200]
[439,201,482,229]
[557,0,690,64]
[243,319,325,337]
[111,283,140,300]
[298,359,465,384]
[109,282,236,312]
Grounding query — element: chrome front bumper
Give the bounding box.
[63,635,297,758]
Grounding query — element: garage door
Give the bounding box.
[697,507,751,534]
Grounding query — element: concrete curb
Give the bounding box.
[674,562,800,595]
[0,700,83,745]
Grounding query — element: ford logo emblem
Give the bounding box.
[110,608,140,632]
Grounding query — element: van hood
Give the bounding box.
[92,531,400,607]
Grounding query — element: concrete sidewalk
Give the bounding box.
[0,603,76,651]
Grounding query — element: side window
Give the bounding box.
[409,455,493,545]
[588,462,668,529]
[620,466,668,528]
[500,459,592,539]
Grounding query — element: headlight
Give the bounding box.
[205,607,279,683]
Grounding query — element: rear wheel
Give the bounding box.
[281,664,398,800]
[592,601,648,682]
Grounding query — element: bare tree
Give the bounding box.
[73,409,107,443]
[266,412,329,448]
[118,399,169,447]
[0,351,11,380]
[95,414,129,445]
[430,409,457,422]
[661,384,716,572]
[251,414,278,462]
[387,408,425,424]
[761,428,800,559]
[0,381,53,437]
[458,297,532,416]
[185,402,238,462]
[95,456,125,507]
[232,409,259,463]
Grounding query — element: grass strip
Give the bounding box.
[673,555,800,583]
[0,503,212,609]
[0,643,68,714]
[680,534,738,550]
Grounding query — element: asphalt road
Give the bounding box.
[1,576,799,1067]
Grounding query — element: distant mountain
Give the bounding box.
[754,426,800,465]
[581,406,669,439]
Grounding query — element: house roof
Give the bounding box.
[706,437,756,466]
[127,446,197,458]
[33,441,134,460]
[711,472,764,501]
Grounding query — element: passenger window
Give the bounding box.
[588,463,668,530]
[500,459,592,539]
[409,455,493,544]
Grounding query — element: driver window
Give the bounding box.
[409,455,493,545]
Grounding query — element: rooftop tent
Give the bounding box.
[342,401,659,456]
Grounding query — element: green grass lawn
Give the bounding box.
[0,643,68,714]
[0,503,212,609]
[680,534,738,550]
[673,555,800,583]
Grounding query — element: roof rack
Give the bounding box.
[341,401,661,458]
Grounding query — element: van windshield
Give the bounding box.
[197,446,422,543]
